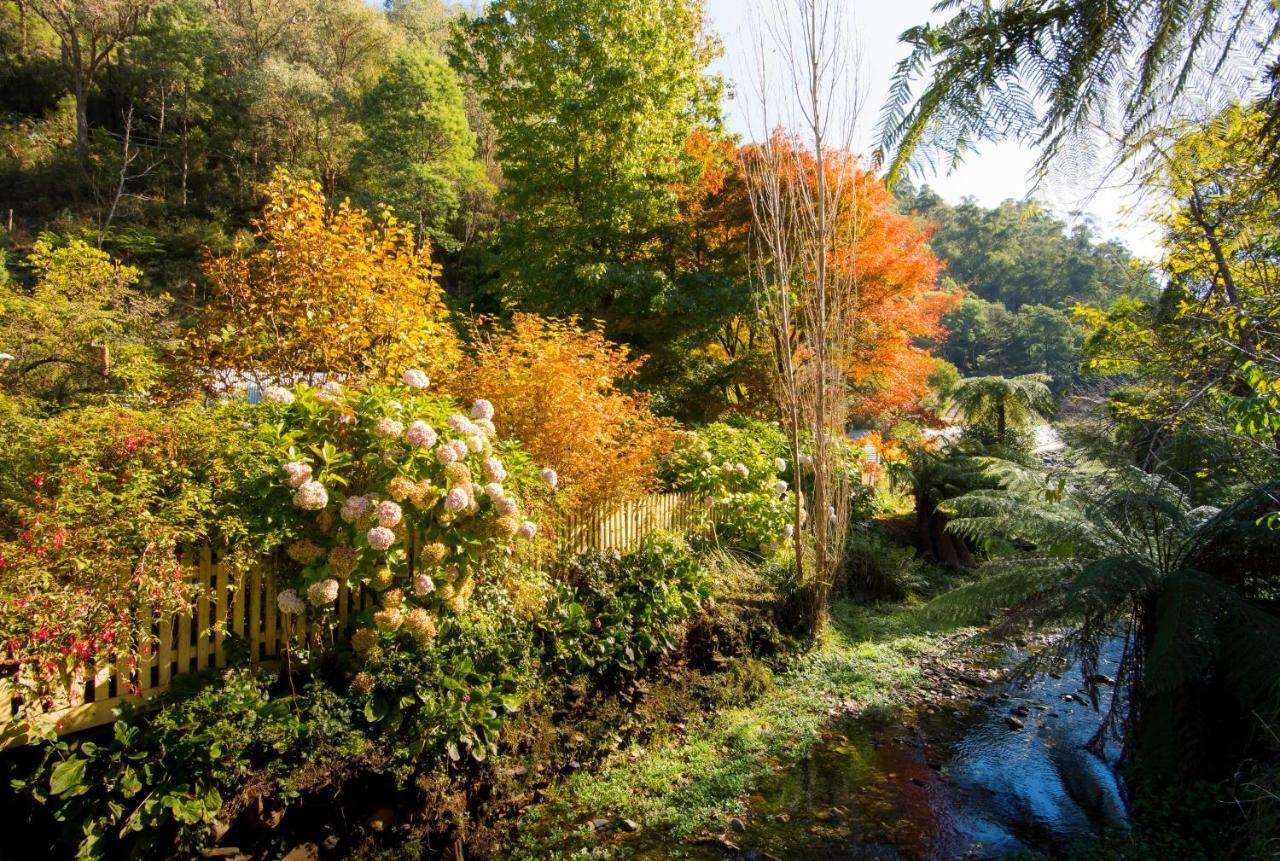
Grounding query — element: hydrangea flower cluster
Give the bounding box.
[260,374,550,646]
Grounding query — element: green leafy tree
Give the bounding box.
[355,45,490,253]
[451,0,722,321]
[0,238,172,405]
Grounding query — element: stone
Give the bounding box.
[621,819,641,832]
[727,817,747,833]
[590,818,610,830]
[281,845,319,861]
[1005,716,1025,730]
[368,808,394,832]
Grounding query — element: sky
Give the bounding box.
[704,0,1163,260]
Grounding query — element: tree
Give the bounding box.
[948,373,1055,445]
[455,313,674,516]
[25,0,162,166]
[354,45,490,253]
[877,0,1280,184]
[451,0,722,321]
[190,169,460,389]
[0,238,172,405]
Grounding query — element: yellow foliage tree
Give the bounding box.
[457,314,674,516]
[191,169,460,389]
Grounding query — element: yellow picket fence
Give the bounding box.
[1,492,700,747]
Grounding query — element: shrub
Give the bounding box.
[538,533,711,678]
[10,668,366,860]
[190,169,461,391]
[0,401,270,731]
[456,314,675,515]
[660,419,794,555]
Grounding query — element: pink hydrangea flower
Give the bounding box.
[517,521,538,540]
[474,418,496,437]
[447,414,475,435]
[541,467,558,489]
[293,480,329,510]
[412,574,435,596]
[484,482,504,500]
[483,457,507,482]
[403,369,430,389]
[340,494,370,524]
[496,497,518,516]
[367,526,396,551]
[376,500,403,528]
[282,461,312,489]
[466,435,486,453]
[307,579,340,607]
[436,443,460,465]
[444,487,469,513]
[448,439,469,460]
[470,399,495,421]
[374,417,405,439]
[406,420,437,448]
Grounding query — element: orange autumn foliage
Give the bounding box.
[192,169,460,389]
[739,136,956,419]
[457,314,675,515]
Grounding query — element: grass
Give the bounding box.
[505,595,971,859]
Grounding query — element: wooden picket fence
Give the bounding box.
[1,492,701,748]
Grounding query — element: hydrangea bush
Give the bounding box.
[660,419,796,555]
[248,373,555,651]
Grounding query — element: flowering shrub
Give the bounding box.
[456,314,675,515]
[0,401,270,729]
[660,419,795,555]
[246,374,552,649]
[538,533,711,678]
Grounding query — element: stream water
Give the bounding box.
[621,637,1128,860]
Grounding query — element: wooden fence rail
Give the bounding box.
[1,492,700,747]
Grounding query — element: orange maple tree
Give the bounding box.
[191,169,461,389]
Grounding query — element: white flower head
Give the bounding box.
[376,500,402,528]
[700,450,714,463]
[517,520,537,540]
[277,589,306,615]
[483,457,507,482]
[775,479,789,496]
[736,463,750,479]
[484,482,505,500]
[447,439,469,460]
[541,467,558,489]
[307,578,339,607]
[322,381,342,394]
[447,414,476,436]
[403,369,430,389]
[783,523,795,539]
[466,435,486,453]
[799,453,815,468]
[406,420,437,449]
[436,443,460,465]
[413,573,435,596]
[474,418,496,437]
[496,496,518,516]
[470,399,495,421]
[340,494,371,524]
[774,457,787,473]
[444,487,469,513]
[374,417,405,439]
[263,385,295,405]
[282,461,312,489]
[367,526,396,551]
[293,480,329,511]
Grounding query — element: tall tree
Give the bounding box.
[26,0,162,166]
[451,0,722,321]
[948,373,1055,445]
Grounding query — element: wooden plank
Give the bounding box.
[338,581,350,628]
[158,612,173,687]
[92,653,112,704]
[248,567,262,663]
[264,569,277,657]
[232,569,246,640]
[138,604,154,695]
[197,548,212,671]
[214,556,229,668]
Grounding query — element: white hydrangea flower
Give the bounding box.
[447,414,476,436]
[322,381,342,393]
[736,463,750,479]
[376,500,402,528]
[466,435,486,453]
[374,417,405,439]
[448,439,469,460]
[541,467,558,489]
[367,526,396,551]
[517,520,537,540]
[277,589,306,615]
[471,399,495,421]
[783,523,795,540]
[282,461,312,489]
[496,496,518,516]
[262,386,295,405]
[474,418,496,437]
[774,457,787,473]
[293,480,328,511]
[484,482,504,500]
[799,453,814,468]
[444,487,469,513]
[700,450,714,463]
[307,579,340,607]
[403,369,430,389]
[340,494,370,524]
[775,479,789,496]
[413,573,435,596]
[406,420,437,448]
[483,457,507,482]
[436,443,460,465]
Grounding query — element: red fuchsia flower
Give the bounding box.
[462,694,471,703]
[31,475,43,488]
[593,619,603,629]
